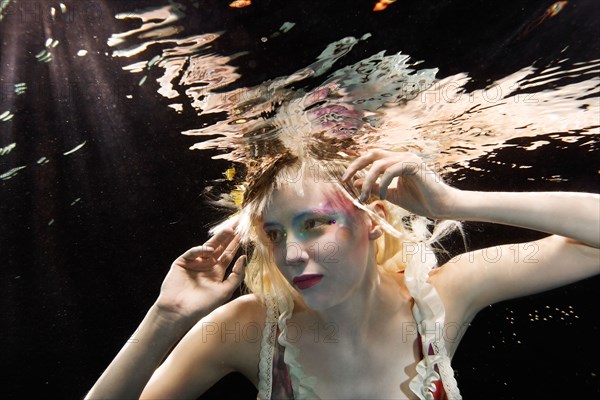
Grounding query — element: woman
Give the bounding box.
[86,149,599,400]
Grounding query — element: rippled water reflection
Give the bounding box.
[110,2,598,179]
[1,1,598,398]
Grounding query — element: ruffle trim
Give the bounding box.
[259,242,462,400]
[257,292,320,399]
[404,243,462,400]
[276,296,320,399]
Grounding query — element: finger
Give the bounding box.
[216,234,241,267]
[379,163,410,200]
[353,178,380,196]
[341,151,382,181]
[380,158,423,197]
[181,245,215,261]
[359,159,397,201]
[222,256,247,292]
[203,228,236,255]
[379,159,424,200]
[353,178,363,191]
[378,171,394,201]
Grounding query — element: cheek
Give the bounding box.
[271,245,287,267]
[326,226,368,264]
[334,214,370,246]
[335,225,354,242]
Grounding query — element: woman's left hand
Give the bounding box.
[342,150,460,219]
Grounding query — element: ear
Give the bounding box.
[367,200,387,240]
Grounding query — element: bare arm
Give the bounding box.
[344,150,599,318]
[141,294,264,399]
[442,190,599,248]
[435,235,599,320]
[85,228,247,399]
[343,149,599,247]
[85,306,196,399]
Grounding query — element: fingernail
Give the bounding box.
[379,190,386,200]
[359,192,367,203]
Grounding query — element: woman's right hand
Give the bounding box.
[342,150,460,219]
[154,227,246,324]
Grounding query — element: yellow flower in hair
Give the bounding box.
[230,185,246,207]
[224,167,236,181]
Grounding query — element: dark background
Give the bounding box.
[1,0,598,398]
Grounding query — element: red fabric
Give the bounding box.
[417,333,448,400]
[270,328,295,399]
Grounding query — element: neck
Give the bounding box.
[308,245,403,346]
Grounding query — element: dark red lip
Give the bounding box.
[292,274,323,290]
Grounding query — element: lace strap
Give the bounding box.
[257,293,278,400]
[431,341,462,400]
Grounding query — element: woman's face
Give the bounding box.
[261,179,376,310]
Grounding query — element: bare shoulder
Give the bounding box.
[427,262,475,334]
[208,293,267,325]
[197,293,268,366]
[148,293,268,396]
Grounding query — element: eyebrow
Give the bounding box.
[263,208,338,226]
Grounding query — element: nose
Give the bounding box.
[284,240,309,266]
